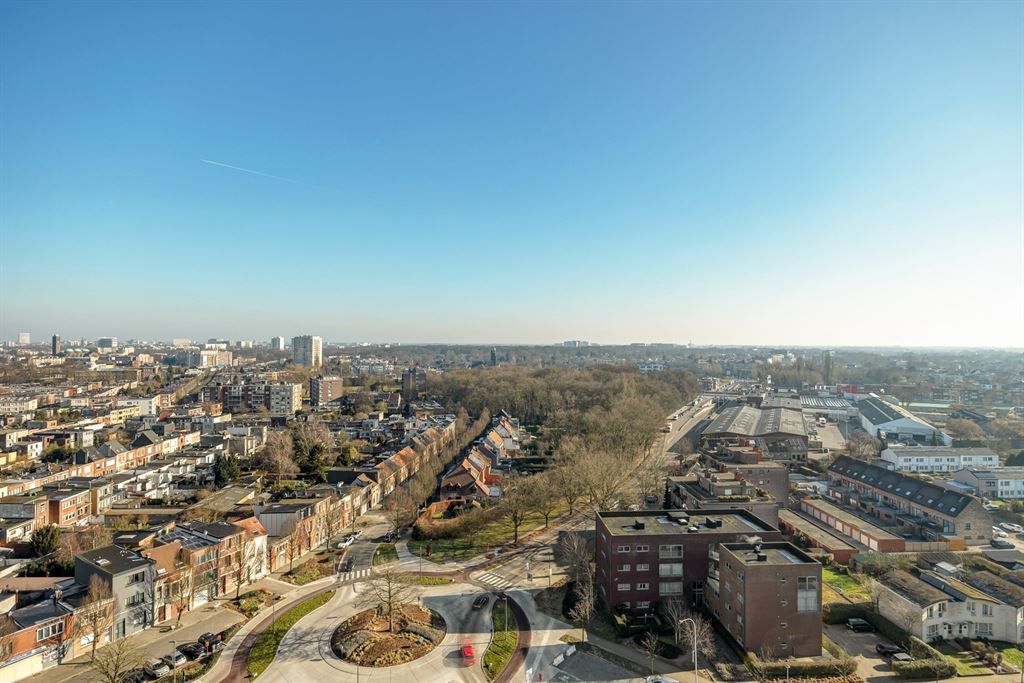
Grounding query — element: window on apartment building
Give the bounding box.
[659,563,683,577]
[636,563,650,571]
[977,623,993,636]
[617,583,631,591]
[797,577,818,612]
[36,621,64,642]
[659,582,683,596]
[659,544,683,559]
[636,544,649,552]
[637,583,650,591]
[126,571,145,585]
[617,545,631,553]
[983,604,993,617]
[125,593,145,608]
[926,606,934,618]
[927,624,939,638]
[637,601,651,609]
[618,564,631,572]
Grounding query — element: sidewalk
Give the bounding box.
[31,602,244,683]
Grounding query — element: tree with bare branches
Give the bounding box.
[500,473,534,545]
[253,431,298,478]
[548,463,585,516]
[847,430,881,460]
[639,631,660,674]
[532,474,561,528]
[355,568,421,633]
[555,531,592,585]
[90,636,142,683]
[567,577,595,643]
[76,575,114,662]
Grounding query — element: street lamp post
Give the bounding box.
[170,640,176,683]
[678,618,698,683]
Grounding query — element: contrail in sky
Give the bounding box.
[201,159,302,184]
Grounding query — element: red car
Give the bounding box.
[461,640,476,665]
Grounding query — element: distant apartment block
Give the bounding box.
[881,446,998,473]
[51,334,60,355]
[292,335,322,367]
[201,377,301,415]
[270,336,286,351]
[17,332,30,345]
[310,376,344,407]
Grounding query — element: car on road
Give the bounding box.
[162,650,188,669]
[177,642,206,660]
[992,538,1015,549]
[993,527,1009,538]
[1001,523,1024,533]
[143,659,170,678]
[472,594,490,610]
[846,618,875,633]
[198,632,225,653]
[461,640,476,665]
[340,558,354,572]
[876,643,905,657]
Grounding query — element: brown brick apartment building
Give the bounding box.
[705,542,822,657]
[594,509,781,614]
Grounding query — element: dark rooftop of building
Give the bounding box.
[597,509,775,537]
[79,545,152,575]
[721,542,818,565]
[829,455,977,518]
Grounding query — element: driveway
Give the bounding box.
[825,624,899,682]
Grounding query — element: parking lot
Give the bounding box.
[825,624,900,682]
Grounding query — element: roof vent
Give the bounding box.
[757,553,768,562]
[635,519,645,530]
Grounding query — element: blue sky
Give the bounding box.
[1,1,1021,347]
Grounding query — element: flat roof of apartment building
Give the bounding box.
[597,509,774,537]
[721,542,818,565]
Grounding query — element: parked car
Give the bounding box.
[646,678,678,683]
[143,659,170,678]
[993,527,1009,538]
[177,642,206,660]
[846,618,875,633]
[890,652,914,664]
[992,539,1015,549]
[461,640,476,665]
[337,537,355,549]
[162,650,188,669]
[472,594,489,610]
[876,643,905,657]
[198,632,225,653]
[124,669,147,683]
[1000,523,1023,533]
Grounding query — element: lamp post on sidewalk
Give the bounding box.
[170,640,176,683]
[678,618,697,683]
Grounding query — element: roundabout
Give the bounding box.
[255,579,497,683]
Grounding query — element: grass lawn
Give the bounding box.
[936,643,993,676]
[409,505,568,562]
[284,555,333,586]
[822,567,870,601]
[373,543,398,565]
[993,642,1024,669]
[483,598,519,680]
[247,591,334,678]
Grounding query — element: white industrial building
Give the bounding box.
[954,469,1024,500]
[857,395,951,445]
[881,446,999,473]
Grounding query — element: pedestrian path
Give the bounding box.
[473,569,518,590]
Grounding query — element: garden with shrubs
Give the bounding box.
[331,603,447,667]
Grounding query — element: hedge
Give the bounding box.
[893,657,956,679]
[745,650,857,679]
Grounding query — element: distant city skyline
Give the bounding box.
[1,1,1021,348]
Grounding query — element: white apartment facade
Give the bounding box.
[881,446,999,473]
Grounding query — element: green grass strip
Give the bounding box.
[483,598,519,680]
[247,590,335,679]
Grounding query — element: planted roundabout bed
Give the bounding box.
[331,603,447,667]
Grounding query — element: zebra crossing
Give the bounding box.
[338,568,373,582]
[473,570,517,590]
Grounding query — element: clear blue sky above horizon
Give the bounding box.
[2,1,1021,347]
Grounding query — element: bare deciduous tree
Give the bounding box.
[847,430,881,460]
[567,577,595,643]
[639,631,660,674]
[253,431,298,477]
[500,473,534,545]
[555,531,592,585]
[90,636,142,683]
[548,463,585,516]
[76,575,114,662]
[355,568,421,633]
[532,474,561,528]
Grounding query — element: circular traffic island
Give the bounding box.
[331,604,447,667]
